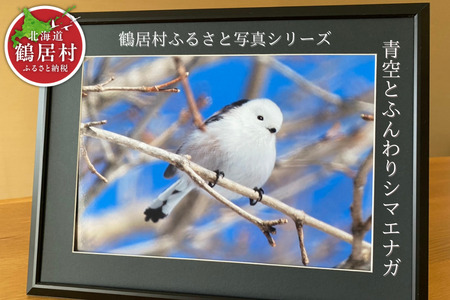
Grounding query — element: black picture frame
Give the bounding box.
[27,3,429,299]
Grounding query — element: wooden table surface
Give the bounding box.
[1,157,449,300]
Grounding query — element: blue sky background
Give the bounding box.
[79,54,375,269]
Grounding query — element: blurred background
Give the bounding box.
[77,54,374,269]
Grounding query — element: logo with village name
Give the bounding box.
[4,6,85,87]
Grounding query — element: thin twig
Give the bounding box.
[296,221,310,265]
[99,76,115,87]
[361,114,374,121]
[79,140,108,183]
[81,120,108,128]
[82,73,188,94]
[79,120,109,183]
[173,57,205,131]
[350,149,374,263]
[83,86,179,93]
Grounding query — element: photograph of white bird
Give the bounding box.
[144,98,283,223]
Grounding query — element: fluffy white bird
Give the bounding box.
[144,98,283,222]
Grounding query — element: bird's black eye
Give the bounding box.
[257,115,264,121]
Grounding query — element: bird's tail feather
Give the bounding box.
[144,179,192,223]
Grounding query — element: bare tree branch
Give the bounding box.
[350,149,373,263]
[82,124,287,247]
[361,114,374,121]
[337,150,373,270]
[174,57,205,131]
[82,120,108,127]
[82,73,188,94]
[79,139,108,183]
[80,125,371,256]
[295,220,310,265]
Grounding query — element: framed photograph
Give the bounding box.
[28,3,429,299]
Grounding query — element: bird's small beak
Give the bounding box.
[268,128,277,134]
